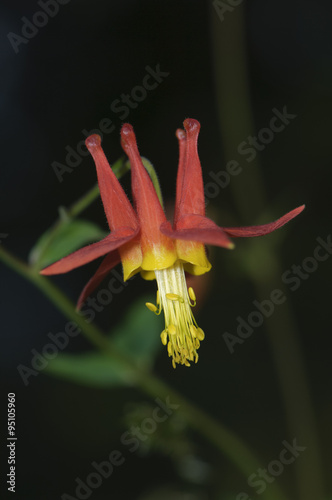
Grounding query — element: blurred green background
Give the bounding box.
[0,1,331,499]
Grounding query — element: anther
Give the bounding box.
[145,302,157,313]
[166,293,183,302]
[196,328,205,341]
[160,330,168,345]
[190,325,197,338]
[168,324,177,336]
[188,287,196,303]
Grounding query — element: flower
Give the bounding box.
[41,119,304,368]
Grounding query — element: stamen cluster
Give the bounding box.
[146,262,205,368]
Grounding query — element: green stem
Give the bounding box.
[141,157,164,208]
[1,245,113,353]
[211,4,324,500]
[248,249,325,500]
[31,157,130,268]
[32,154,163,269]
[210,3,266,223]
[67,182,100,219]
[0,243,286,500]
[67,156,131,219]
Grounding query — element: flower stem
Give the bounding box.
[66,182,100,219]
[210,5,325,500]
[31,157,131,268]
[0,243,287,500]
[31,154,163,269]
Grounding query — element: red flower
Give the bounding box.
[41,119,304,368]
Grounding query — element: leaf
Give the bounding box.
[29,218,108,269]
[112,295,162,369]
[45,352,136,387]
[45,296,162,387]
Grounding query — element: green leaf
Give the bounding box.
[45,296,162,387]
[29,218,108,269]
[112,295,162,369]
[45,352,136,387]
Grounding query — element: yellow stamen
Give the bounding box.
[166,293,184,302]
[190,325,197,338]
[168,324,177,335]
[196,327,205,341]
[188,287,196,303]
[148,261,204,368]
[145,302,158,313]
[145,290,162,315]
[160,330,168,345]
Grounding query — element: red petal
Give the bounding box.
[120,123,168,243]
[85,135,139,232]
[160,215,234,249]
[76,251,121,309]
[223,205,305,238]
[174,119,205,225]
[40,227,138,275]
[174,128,186,223]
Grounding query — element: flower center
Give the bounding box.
[145,262,205,368]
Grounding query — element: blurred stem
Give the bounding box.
[0,243,286,500]
[210,1,266,222]
[0,245,117,355]
[210,4,324,500]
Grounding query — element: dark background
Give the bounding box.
[1,1,331,499]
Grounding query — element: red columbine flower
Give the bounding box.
[41,119,304,368]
